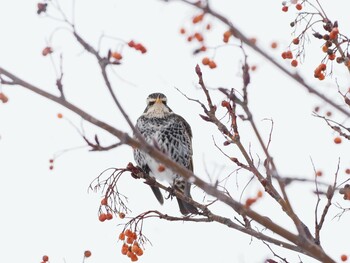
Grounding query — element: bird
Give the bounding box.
[133,92,198,215]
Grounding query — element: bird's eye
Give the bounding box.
[148,101,155,106]
[163,101,167,105]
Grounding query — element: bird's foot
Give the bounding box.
[165,186,175,200]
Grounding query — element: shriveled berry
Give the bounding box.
[42,47,53,56]
[119,212,126,219]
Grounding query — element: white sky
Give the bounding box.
[0,0,349,263]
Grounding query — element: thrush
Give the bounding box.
[133,92,198,215]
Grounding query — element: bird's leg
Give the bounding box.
[165,185,175,200]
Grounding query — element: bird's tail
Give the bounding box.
[150,185,164,204]
[176,197,199,215]
[176,182,199,215]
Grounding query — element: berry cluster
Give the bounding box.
[313,63,326,80]
[107,40,147,64]
[282,1,303,12]
[48,158,54,170]
[201,57,217,69]
[99,212,113,221]
[282,0,350,80]
[128,40,147,54]
[180,15,208,47]
[119,229,144,262]
[99,197,114,222]
[179,12,218,68]
[98,197,126,222]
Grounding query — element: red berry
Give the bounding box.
[202,57,210,65]
[106,213,113,220]
[111,52,122,60]
[119,232,125,240]
[128,40,135,47]
[192,13,204,24]
[282,6,288,12]
[296,3,302,10]
[101,198,108,206]
[99,213,107,222]
[271,42,278,49]
[42,255,49,262]
[84,250,92,258]
[291,59,298,67]
[208,60,217,69]
[341,254,348,262]
[221,101,230,107]
[292,38,300,45]
[157,165,166,172]
[334,137,342,144]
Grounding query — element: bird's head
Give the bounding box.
[143,93,172,118]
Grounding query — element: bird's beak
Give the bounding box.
[155,97,162,104]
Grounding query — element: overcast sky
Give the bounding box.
[0,0,349,263]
